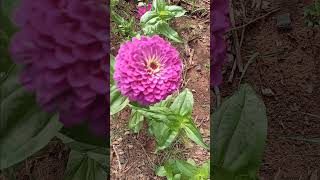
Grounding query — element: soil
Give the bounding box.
[216,0,320,179]
[0,139,69,180]
[110,0,210,179]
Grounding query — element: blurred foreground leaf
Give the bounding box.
[0,67,63,170]
[57,133,109,180]
[212,84,267,179]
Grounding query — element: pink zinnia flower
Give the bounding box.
[114,35,182,105]
[10,0,109,135]
[137,3,152,19]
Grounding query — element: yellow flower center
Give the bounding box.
[146,56,161,74]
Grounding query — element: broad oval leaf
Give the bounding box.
[165,5,186,17]
[156,159,210,179]
[212,84,267,178]
[152,94,174,108]
[57,133,109,180]
[170,89,193,117]
[64,150,108,180]
[147,116,179,151]
[157,21,182,43]
[110,85,129,115]
[140,11,158,24]
[175,160,198,177]
[0,112,62,170]
[182,119,209,150]
[152,0,166,11]
[133,106,179,128]
[0,67,63,169]
[156,166,166,176]
[128,110,144,133]
[1,0,19,22]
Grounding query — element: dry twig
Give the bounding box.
[238,52,260,86]
[228,8,280,32]
[229,1,244,72]
[112,145,122,171]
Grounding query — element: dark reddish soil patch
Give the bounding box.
[110,1,210,179]
[216,0,320,179]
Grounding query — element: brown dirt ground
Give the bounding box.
[214,0,320,179]
[0,139,69,180]
[110,1,210,179]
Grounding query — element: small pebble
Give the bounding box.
[128,145,133,149]
[290,103,300,112]
[118,150,125,155]
[277,13,292,31]
[120,158,125,164]
[195,64,201,72]
[262,88,275,97]
[112,141,119,145]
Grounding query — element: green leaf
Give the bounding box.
[170,89,193,117]
[140,1,184,43]
[0,11,17,73]
[132,106,180,128]
[60,124,107,148]
[197,161,210,178]
[156,159,210,179]
[128,110,144,133]
[140,11,158,24]
[110,55,129,115]
[157,21,183,43]
[174,174,181,180]
[142,17,162,35]
[58,133,109,180]
[64,150,108,180]
[148,120,179,151]
[212,84,267,179]
[152,94,174,108]
[175,160,198,177]
[110,0,119,7]
[0,67,63,170]
[182,119,209,150]
[152,0,166,11]
[163,160,175,179]
[165,5,187,17]
[156,128,179,151]
[110,85,129,115]
[156,166,166,176]
[1,0,19,22]
[110,55,115,85]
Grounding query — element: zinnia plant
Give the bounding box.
[111,35,207,151]
[304,0,320,27]
[140,0,186,43]
[110,0,209,178]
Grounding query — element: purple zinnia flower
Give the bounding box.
[10,0,109,136]
[114,35,182,105]
[137,3,152,19]
[211,0,230,87]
